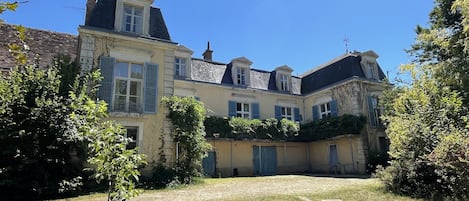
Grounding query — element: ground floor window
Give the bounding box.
[125,126,139,149]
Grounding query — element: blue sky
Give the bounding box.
[2,0,434,79]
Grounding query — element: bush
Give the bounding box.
[140,164,177,189]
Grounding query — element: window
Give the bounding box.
[236,68,246,85]
[114,61,143,112]
[369,97,383,127]
[378,136,389,154]
[236,102,250,118]
[319,102,331,118]
[279,74,289,91]
[281,107,293,120]
[365,61,376,79]
[122,4,143,34]
[174,57,186,77]
[125,126,139,149]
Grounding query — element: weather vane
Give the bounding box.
[343,36,349,53]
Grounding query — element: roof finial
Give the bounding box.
[207,41,211,50]
[343,35,349,54]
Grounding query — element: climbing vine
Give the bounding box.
[162,96,211,184]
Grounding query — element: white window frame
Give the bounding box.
[113,61,144,113]
[280,106,293,120]
[279,74,289,91]
[122,4,143,34]
[319,102,331,119]
[236,102,250,119]
[120,122,143,152]
[236,67,247,85]
[174,57,186,77]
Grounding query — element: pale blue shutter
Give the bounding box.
[294,107,301,122]
[144,62,158,114]
[274,105,282,120]
[367,96,377,128]
[330,100,338,117]
[228,101,237,117]
[97,56,115,111]
[312,105,320,121]
[252,103,260,119]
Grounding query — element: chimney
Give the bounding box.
[202,41,213,61]
[85,0,96,25]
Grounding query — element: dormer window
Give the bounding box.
[123,4,143,34]
[279,74,289,91]
[175,57,186,77]
[365,61,377,79]
[360,50,381,80]
[236,68,247,85]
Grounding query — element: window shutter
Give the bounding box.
[97,56,115,111]
[194,96,200,101]
[252,103,260,119]
[367,96,377,128]
[143,62,158,114]
[274,105,282,120]
[294,107,301,122]
[228,101,237,117]
[312,105,319,121]
[330,100,338,117]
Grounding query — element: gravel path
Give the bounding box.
[133,175,374,201]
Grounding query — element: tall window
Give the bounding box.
[279,74,289,91]
[174,57,186,77]
[122,4,143,34]
[366,61,376,79]
[114,62,143,112]
[281,107,293,120]
[320,102,331,118]
[125,126,139,149]
[236,102,250,118]
[370,97,382,126]
[236,68,246,85]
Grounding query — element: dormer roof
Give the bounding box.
[275,65,293,73]
[231,57,253,65]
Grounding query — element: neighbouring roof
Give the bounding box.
[300,53,386,95]
[85,0,171,41]
[0,24,78,70]
[189,58,302,95]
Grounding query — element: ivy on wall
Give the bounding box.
[204,114,366,142]
[162,96,211,184]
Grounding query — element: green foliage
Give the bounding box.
[163,96,211,184]
[379,1,469,199]
[0,1,17,18]
[54,54,80,96]
[298,114,366,141]
[140,164,177,189]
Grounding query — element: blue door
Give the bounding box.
[329,145,339,171]
[202,151,216,177]
[253,146,277,176]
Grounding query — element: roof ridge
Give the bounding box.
[1,23,77,37]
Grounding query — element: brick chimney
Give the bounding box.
[202,41,213,61]
[85,0,96,24]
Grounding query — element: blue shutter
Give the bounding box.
[312,105,319,121]
[97,56,115,111]
[194,96,200,101]
[252,102,260,119]
[294,107,301,122]
[330,100,338,117]
[144,62,158,114]
[274,105,282,120]
[228,101,237,117]
[367,96,377,128]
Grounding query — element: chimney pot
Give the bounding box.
[202,41,213,61]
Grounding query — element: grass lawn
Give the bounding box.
[59,175,422,201]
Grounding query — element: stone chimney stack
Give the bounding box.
[85,0,97,24]
[202,41,213,61]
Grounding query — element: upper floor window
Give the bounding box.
[122,4,143,34]
[236,102,250,118]
[279,74,289,91]
[368,96,383,128]
[319,102,331,118]
[281,106,293,120]
[365,61,377,79]
[236,68,246,85]
[114,61,143,112]
[174,57,186,77]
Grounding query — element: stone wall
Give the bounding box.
[0,24,78,70]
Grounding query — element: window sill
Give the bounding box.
[109,112,146,118]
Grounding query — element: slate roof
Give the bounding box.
[85,0,171,41]
[0,24,78,70]
[188,52,385,96]
[189,58,302,95]
[300,53,386,95]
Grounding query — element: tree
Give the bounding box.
[378,0,469,199]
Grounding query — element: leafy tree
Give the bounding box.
[163,96,211,184]
[378,0,469,199]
